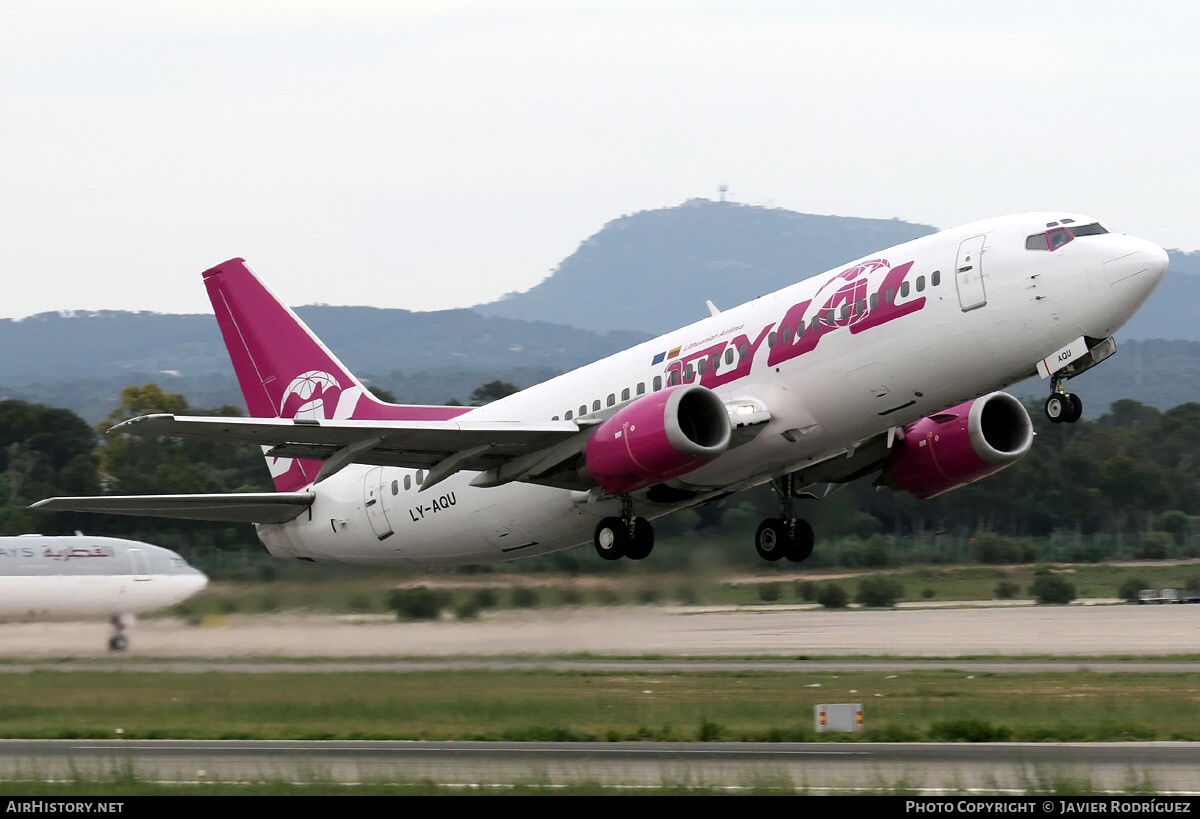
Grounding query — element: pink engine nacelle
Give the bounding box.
[582,384,732,495]
[885,392,1034,499]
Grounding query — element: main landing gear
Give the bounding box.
[1045,377,1083,424]
[754,474,815,563]
[108,614,131,652]
[594,496,654,561]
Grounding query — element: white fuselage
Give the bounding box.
[0,536,208,621]
[254,214,1167,566]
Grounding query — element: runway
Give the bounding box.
[3,739,1198,793]
[2,601,1198,660]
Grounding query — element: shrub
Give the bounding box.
[930,719,1012,742]
[758,582,782,602]
[388,587,447,620]
[1118,577,1148,602]
[816,583,848,609]
[636,587,661,605]
[794,580,816,601]
[1138,532,1173,560]
[511,586,540,608]
[994,580,1020,599]
[856,576,904,608]
[1029,574,1076,605]
[454,597,481,620]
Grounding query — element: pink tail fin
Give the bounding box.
[202,259,470,491]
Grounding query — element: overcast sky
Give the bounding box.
[3,1,1197,319]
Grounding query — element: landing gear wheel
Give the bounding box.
[594,517,627,560]
[1045,393,1069,424]
[1066,392,1083,423]
[623,517,655,561]
[108,635,128,652]
[755,518,792,562]
[784,519,815,562]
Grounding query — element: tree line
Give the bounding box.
[4,386,1198,565]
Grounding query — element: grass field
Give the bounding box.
[170,559,1200,620]
[1,667,1197,743]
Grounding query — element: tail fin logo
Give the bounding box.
[280,370,342,420]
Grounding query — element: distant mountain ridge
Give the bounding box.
[475,199,939,334]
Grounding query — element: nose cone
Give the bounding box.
[1104,239,1169,310]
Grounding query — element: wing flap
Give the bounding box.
[31,492,314,524]
[110,413,587,484]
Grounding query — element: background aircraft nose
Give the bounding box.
[1104,240,1169,308]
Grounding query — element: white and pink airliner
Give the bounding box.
[36,213,1167,566]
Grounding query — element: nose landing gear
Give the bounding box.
[1045,377,1083,424]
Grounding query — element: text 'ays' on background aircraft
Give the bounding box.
[0,534,207,650]
[35,214,1167,566]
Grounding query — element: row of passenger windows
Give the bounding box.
[549,268,943,422]
[390,471,425,494]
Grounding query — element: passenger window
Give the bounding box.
[767,331,777,348]
[870,293,879,309]
[697,358,707,375]
[552,415,559,421]
[796,322,805,338]
[900,281,910,298]
[825,309,835,326]
[855,299,865,314]
[668,370,680,386]
[637,382,646,395]
[916,275,925,292]
[839,304,849,320]
[416,470,425,486]
[606,394,615,407]
[579,405,587,416]
[565,410,573,420]
[683,364,695,382]
[810,316,820,332]
[653,376,662,391]
[886,287,895,304]
[931,270,941,286]
[724,348,734,365]
[404,475,411,490]
[782,326,793,344]
[391,480,398,495]
[593,400,601,412]
[621,388,630,401]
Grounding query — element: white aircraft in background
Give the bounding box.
[0,535,208,650]
[36,213,1167,567]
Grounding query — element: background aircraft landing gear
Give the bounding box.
[1045,379,1083,424]
[755,476,815,563]
[108,614,131,652]
[593,497,654,561]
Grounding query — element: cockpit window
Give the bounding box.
[1025,222,1109,251]
[1069,222,1109,237]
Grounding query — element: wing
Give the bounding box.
[31,492,314,523]
[108,413,594,490]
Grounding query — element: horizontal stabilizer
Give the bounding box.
[30,492,314,524]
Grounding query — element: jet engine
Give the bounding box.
[884,392,1034,499]
[581,384,732,494]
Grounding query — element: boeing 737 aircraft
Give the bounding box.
[35,213,1167,567]
[0,535,208,650]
